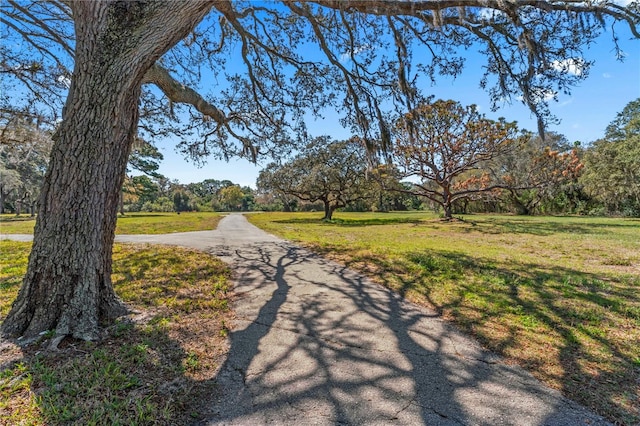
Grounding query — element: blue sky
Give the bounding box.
[155,22,640,189]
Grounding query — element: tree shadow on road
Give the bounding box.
[334,248,639,424]
[202,243,604,425]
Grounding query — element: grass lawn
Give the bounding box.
[0,212,223,235]
[248,211,640,425]
[0,241,232,425]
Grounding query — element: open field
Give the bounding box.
[0,212,223,235]
[248,211,640,425]
[2,211,638,424]
[0,241,232,425]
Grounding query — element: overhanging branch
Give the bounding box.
[142,64,227,125]
[142,63,260,161]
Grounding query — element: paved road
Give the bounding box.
[2,214,611,425]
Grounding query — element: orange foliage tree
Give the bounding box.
[393,99,519,219]
[493,133,584,215]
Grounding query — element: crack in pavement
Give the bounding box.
[389,396,415,420]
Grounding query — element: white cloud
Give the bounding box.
[477,8,507,22]
[602,72,612,79]
[551,58,585,76]
[57,74,71,88]
[559,98,574,107]
[339,44,372,64]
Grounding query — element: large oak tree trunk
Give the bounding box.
[1,1,213,341]
[322,199,333,220]
[442,186,453,220]
[0,190,6,214]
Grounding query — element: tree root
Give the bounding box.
[48,335,66,351]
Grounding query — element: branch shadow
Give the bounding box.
[201,242,609,424]
[464,217,639,236]
[1,242,232,425]
[341,248,639,424]
[0,312,225,425]
[272,217,425,227]
[271,215,639,237]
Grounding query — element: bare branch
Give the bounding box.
[6,0,74,57]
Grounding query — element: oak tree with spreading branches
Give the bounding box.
[257,137,374,220]
[393,99,520,219]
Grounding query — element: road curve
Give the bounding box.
[2,214,611,425]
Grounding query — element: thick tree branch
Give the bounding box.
[141,63,259,160]
[313,0,639,36]
[142,64,226,125]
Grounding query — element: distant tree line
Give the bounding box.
[1,98,638,218]
[258,98,640,219]
[120,175,256,213]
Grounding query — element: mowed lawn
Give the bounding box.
[248,211,640,425]
[0,212,223,235]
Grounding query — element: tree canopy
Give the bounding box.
[581,97,640,216]
[393,99,520,219]
[3,1,639,155]
[257,137,374,220]
[491,132,584,215]
[604,97,640,141]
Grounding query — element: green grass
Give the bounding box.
[0,212,223,235]
[0,241,31,319]
[0,215,37,234]
[0,241,232,425]
[248,211,640,425]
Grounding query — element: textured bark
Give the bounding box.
[1,1,213,340]
[442,187,453,219]
[323,200,332,220]
[443,203,453,220]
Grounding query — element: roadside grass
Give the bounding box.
[0,215,37,234]
[115,212,223,234]
[0,241,232,425]
[0,212,223,235]
[248,211,640,425]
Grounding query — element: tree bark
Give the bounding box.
[443,203,453,220]
[282,197,292,212]
[0,189,7,214]
[322,199,333,220]
[1,1,213,340]
[442,187,453,219]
